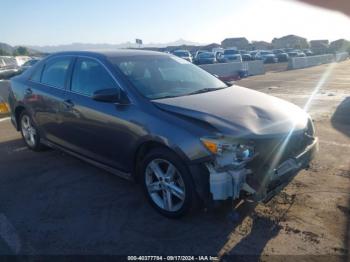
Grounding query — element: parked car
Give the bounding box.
[296,50,306,57]
[211,48,224,61]
[273,49,289,62]
[194,50,209,59]
[287,51,298,58]
[9,50,318,217]
[303,49,313,56]
[239,50,253,61]
[192,50,210,63]
[287,50,306,58]
[217,49,243,63]
[193,51,216,65]
[15,56,32,67]
[171,50,192,62]
[0,56,19,79]
[18,58,40,72]
[249,51,258,59]
[284,48,294,53]
[255,51,278,63]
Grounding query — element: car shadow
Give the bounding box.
[345,192,350,262]
[331,97,350,261]
[331,96,350,138]
[225,215,282,257]
[0,138,280,257]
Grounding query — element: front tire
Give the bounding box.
[140,148,195,218]
[19,111,45,151]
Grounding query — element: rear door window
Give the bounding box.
[41,57,72,89]
[30,64,44,82]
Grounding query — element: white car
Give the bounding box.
[218,49,243,63]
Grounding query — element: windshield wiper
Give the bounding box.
[152,95,182,100]
[152,86,228,100]
[187,87,227,96]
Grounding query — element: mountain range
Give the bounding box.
[0,42,15,54]
[26,39,205,53]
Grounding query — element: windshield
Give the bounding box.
[172,51,189,57]
[198,52,214,58]
[224,50,239,55]
[22,60,38,66]
[110,55,226,100]
[261,51,272,55]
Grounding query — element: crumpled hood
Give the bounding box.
[153,86,309,138]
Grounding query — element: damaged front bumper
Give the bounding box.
[206,136,318,202]
[260,136,318,202]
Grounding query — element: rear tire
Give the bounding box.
[140,148,195,218]
[19,111,46,151]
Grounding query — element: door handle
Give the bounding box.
[25,88,32,95]
[63,99,74,109]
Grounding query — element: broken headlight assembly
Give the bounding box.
[201,137,257,200]
[201,137,255,169]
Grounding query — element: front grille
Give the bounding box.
[248,130,313,171]
[245,121,315,192]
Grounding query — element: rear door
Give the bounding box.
[27,56,74,146]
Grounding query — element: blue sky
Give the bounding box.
[1,0,350,46]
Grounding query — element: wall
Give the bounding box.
[287,54,334,69]
[0,80,10,103]
[335,52,349,62]
[199,60,265,79]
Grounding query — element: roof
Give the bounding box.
[273,35,307,41]
[331,39,347,44]
[48,49,167,59]
[221,37,248,43]
[310,40,329,44]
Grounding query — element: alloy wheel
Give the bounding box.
[21,115,37,147]
[145,159,186,212]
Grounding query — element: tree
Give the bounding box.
[0,49,10,56]
[13,46,29,56]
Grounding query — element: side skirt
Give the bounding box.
[42,139,134,182]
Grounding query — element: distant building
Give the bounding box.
[221,37,250,49]
[202,43,221,51]
[251,41,272,50]
[329,39,350,52]
[310,40,329,54]
[272,35,309,49]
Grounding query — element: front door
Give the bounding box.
[60,57,135,171]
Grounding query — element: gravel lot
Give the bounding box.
[0,61,349,258]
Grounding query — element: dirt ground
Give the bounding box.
[0,60,349,259]
[236,60,350,259]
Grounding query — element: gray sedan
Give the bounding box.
[8,50,318,217]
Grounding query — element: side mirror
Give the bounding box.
[92,88,123,103]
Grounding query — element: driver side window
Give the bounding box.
[71,58,117,96]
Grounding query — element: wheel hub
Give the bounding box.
[145,159,186,212]
[21,115,37,147]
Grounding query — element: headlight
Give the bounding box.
[234,144,255,162]
[201,138,255,167]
